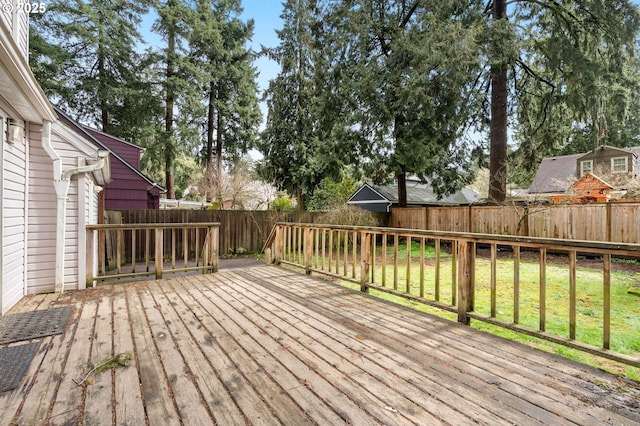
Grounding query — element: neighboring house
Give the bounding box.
[348,181,479,213]
[549,173,613,204]
[56,113,165,210]
[0,10,110,312]
[529,145,640,201]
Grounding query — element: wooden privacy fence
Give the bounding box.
[107,210,321,254]
[86,223,219,282]
[264,222,640,368]
[390,203,640,243]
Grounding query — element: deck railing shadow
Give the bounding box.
[264,222,640,368]
[86,223,220,283]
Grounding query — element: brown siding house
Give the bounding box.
[529,145,640,201]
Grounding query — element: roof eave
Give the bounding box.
[0,20,56,123]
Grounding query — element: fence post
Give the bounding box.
[211,225,219,272]
[457,240,474,325]
[155,228,163,279]
[360,231,371,293]
[305,227,313,275]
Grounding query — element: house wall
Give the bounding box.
[577,149,634,176]
[0,2,29,60]
[27,125,88,293]
[104,176,151,210]
[0,106,28,313]
[81,127,160,209]
[25,123,55,294]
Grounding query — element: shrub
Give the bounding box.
[317,204,380,227]
[270,196,294,211]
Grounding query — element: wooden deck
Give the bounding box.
[1,265,639,425]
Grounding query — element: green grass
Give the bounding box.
[328,243,640,380]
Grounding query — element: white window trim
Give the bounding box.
[611,156,628,173]
[580,160,593,176]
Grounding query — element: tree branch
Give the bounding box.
[399,0,421,29]
[516,58,555,89]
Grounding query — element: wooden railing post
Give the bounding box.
[305,227,313,275]
[211,225,219,272]
[360,231,371,293]
[155,228,163,279]
[98,228,105,275]
[273,225,282,264]
[86,228,95,287]
[457,240,474,325]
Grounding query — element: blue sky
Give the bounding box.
[140,1,284,97]
[240,0,283,94]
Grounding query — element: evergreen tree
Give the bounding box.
[484,0,640,201]
[190,0,261,204]
[327,0,483,206]
[29,13,76,101]
[32,0,151,136]
[258,0,356,210]
[153,0,197,198]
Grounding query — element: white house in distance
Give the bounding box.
[0,8,111,313]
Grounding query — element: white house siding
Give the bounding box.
[27,126,89,293]
[1,112,28,313]
[77,173,96,289]
[0,2,29,60]
[54,134,88,291]
[63,173,80,291]
[26,123,56,294]
[0,5,14,37]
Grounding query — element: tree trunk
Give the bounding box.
[215,109,223,205]
[206,81,216,202]
[488,0,508,205]
[296,185,305,211]
[98,47,108,133]
[394,114,408,207]
[164,28,176,199]
[397,170,407,207]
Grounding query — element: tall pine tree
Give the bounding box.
[259,0,356,209]
[33,0,151,136]
[326,0,483,206]
[483,0,640,202]
[190,0,261,204]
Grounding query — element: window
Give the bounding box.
[580,160,593,176]
[611,157,628,173]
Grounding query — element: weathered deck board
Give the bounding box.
[84,296,114,425]
[212,273,450,425]
[0,265,638,425]
[111,288,145,425]
[255,267,640,424]
[221,271,508,425]
[179,278,316,424]
[150,282,248,425]
[126,285,180,423]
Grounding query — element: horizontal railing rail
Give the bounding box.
[265,222,640,368]
[86,223,220,282]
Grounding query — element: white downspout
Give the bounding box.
[41,121,69,293]
[61,153,107,181]
[42,123,108,294]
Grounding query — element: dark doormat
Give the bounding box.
[0,342,39,392]
[0,306,72,345]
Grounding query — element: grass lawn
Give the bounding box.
[333,240,640,381]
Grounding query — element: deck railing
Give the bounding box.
[264,222,640,368]
[86,223,219,282]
